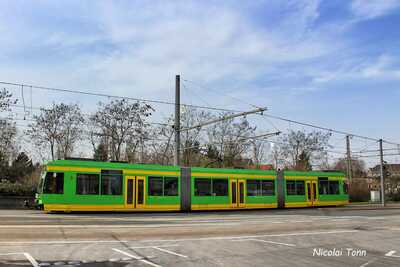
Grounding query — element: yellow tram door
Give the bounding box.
[230,179,238,208]
[230,179,246,208]
[311,181,318,206]
[306,180,318,206]
[306,181,312,206]
[238,179,246,208]
[135,176,146,209]
[125,176,136,209]
[125,176,146,209]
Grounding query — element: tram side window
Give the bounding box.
[148,176,179,197]
[296,181,305,195]
[149,176,163,196]
[247,180,259,196]
[261,180,275,196]
[43,172,64,194]
[286,180,305,195]
[194,179,212,196]
[101,175,122,195]
[318,178,340,195]
[319,179,329,195]
[329,181,339,195]
[286,181,296,195]
[212,179,228,196]
[164,177,178,196]
[247,180,275,196]
[76,174,99,195]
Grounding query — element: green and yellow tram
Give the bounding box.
[35,159,349,212]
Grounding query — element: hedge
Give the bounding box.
[0,180,36,196]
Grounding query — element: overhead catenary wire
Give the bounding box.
[2,79,399,147]
[354,153,400,158]
[182,79,400,146]
[183,79,260,109]
[353,148,400,153]
[260,113,400,146]
[0,80,241,113]
[7,105,171,127]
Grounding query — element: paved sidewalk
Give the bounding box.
[321,202,400,211]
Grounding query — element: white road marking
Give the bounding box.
[0,230,359,245]
[0,252,39,267]
[385,250,400,258]
[130,245,180,249]
[1,214,390,221]
[0,216,376,228]
[138,230,359,243]
[112,248,143,260]
[152,247,188,258]
[386,228,400,231]
[0,222,240,229]
[232,238,296,247]
[360,259,377,267]
[23,253,39,267]
[112,248,162,267]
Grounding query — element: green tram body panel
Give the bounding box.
[36,160,348,212]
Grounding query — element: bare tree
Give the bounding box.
[180,107,213,166]
[278,130,331,170]
[27,103,84,160]
[251,139,268,167]
[56,105,85,159]
[90,99,154,161]
[205,115,256,168]
[0,120,17,163]
[0,88,17,112]
[0,88,17,162]
[147,118,174,165]
[270,144,284,170]
[333,158,366,177]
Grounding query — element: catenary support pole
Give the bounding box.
[174,75,181,166]
[346,135,352,182]
[379,139,385,206]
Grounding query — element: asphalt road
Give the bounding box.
[0,208,399,267]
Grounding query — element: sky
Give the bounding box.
[0,0,400,165]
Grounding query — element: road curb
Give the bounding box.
[319,206,400,211]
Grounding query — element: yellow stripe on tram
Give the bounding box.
[44,204,181,212]
[191,172,275,179]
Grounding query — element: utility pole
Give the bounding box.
[140,136,144,163]
[346,135,352,182]
[174,75,181,166]
[379,139,385,206]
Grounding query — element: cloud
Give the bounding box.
[350,0,400,20]
[0,1,338,106]
[361,54,400,79]
[0,0,395,114]
[311,54,400,85]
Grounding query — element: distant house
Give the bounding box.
[368,163,400,178]
[367,164,400,193]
